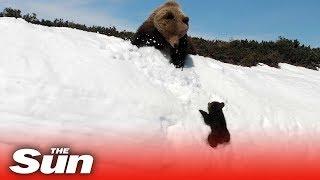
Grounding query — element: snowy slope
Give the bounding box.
[1,18,320,168]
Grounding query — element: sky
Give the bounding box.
[0,0,319,47]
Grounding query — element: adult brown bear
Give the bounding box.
[132,1,195,68]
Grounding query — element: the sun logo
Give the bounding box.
[10,148,94,174]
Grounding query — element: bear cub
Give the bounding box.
[131,1,195,68]
[199,102,230,148]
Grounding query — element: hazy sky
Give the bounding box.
[0,0,319,47]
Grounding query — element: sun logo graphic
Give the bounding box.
[10,148,94,174]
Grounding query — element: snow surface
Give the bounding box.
[1,18,320,168]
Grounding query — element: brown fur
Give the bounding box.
[199,102,231,148]
[132,1,196,68]
[151,1,189,47]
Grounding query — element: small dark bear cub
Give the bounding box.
[199,102,230,148]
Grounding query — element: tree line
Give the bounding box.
[1,7,319,70]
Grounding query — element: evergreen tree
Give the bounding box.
[23,13,38,23]
[2,8,22,18]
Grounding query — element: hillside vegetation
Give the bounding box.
[1,7,319,70]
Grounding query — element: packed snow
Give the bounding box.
[1,18,320,169]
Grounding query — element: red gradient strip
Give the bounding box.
[1,140,320,180]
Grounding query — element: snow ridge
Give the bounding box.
[1,18,320,168]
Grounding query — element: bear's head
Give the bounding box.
[208,102,225,114]
[152,1,189,48]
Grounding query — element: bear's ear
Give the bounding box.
[219,102,225,109]
[199,110,209,119]
[164,1,180,7]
